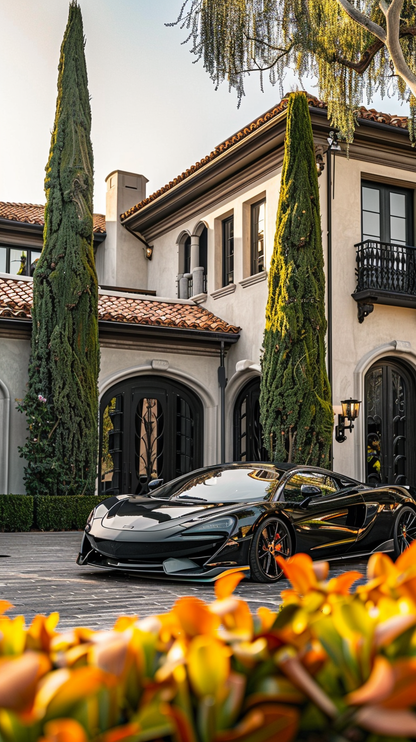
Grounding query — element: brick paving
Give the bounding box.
[0,532,369,631]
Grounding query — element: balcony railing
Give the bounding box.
[352,240,416,321]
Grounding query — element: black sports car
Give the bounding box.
[77,463,416,582]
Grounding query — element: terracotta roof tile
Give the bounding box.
[0,202,106,234]
[120,93,409,221]
[0,276,240,335]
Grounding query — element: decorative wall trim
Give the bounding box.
[211,284,237,300]
[99,338,221,356]
[140,148,285,242]
[353,341,416,482]
[239,271,267,288]
[191,292,207,304]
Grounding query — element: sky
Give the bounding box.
[0,0,408,214]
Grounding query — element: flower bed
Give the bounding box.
[1,544,416,741]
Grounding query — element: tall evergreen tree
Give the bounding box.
[260,92,333,467]
[18,1,99,496]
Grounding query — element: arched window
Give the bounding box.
[100,376,204,496]
[198,225,208,292]
[233,378,269,462]
[365,358,416,485]
[183,236,191,275]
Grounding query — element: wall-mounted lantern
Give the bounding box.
[335,398,361,443]
[145,244,154,260]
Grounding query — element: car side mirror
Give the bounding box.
[148,479,164,491]
[299,484,322,508]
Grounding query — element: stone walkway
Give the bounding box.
[0,532,369,631]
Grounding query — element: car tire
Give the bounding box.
[249,516,292,583]
[393,505,416,559]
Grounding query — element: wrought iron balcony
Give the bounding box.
[352,240,416,322]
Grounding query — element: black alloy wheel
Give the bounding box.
[393,506,416,558]
[249,516,292,583]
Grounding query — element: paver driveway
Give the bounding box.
[0,532,369,631]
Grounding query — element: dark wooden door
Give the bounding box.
[233,378,268,462]
[100,376,203,496]
[365,360,415,485]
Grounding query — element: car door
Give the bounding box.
[349,486,399,554]
[279,470,366,558]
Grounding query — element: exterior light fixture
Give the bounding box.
[327,130,341,151]
[335,398,361,443]
[145,245,153,260]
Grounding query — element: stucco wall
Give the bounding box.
[142,150,416,481]
[330,154,416,478]
[0,337,30,493]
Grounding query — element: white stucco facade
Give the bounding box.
[2,98,416,493]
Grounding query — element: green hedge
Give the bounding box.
[0,495,103,531]
[0,495,34,532]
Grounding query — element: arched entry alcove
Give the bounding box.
[233,377,269,461]
[100,375,203,496]
[365,357,416,485]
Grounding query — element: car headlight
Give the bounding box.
[85,508,96,532]
[86,508,95,524]
[183,516,236,536]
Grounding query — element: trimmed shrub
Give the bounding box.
[0,495,33,532]
[34,495,103,531]
[35,496,77,531]
[0,494,104,531]
[1,546,416,741]
[74,495,104,529]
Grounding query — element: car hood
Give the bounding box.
[101,495,232,532]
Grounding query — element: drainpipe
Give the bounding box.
[218,341,227,463]
[326,145,333,467]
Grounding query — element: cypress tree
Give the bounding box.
[18,2,99,496]
[260,92,333,466]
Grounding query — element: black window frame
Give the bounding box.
[183,236,191,275]
[222,216,234,287]
[361,180,414,246]
[250,199,265,275]
[0,244,42,277]
[199,226,208,291]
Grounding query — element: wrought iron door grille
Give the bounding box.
[135,398,164,495]
[355,240,416,295]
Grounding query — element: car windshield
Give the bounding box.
[151,466,282,503]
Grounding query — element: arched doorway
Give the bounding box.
[100,376,203,496]
[233,377,269,462]
[365,358,416,485]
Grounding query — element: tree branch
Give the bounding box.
[382,0,416,95]
[332,26,416,74]
[336,0,386,43]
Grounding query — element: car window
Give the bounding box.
[157,467,281,503]
[281,471,339,503]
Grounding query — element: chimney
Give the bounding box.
[96,170,149,290]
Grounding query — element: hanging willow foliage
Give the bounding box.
[18,1,99,496]
[169,0,416,141]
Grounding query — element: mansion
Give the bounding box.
[1,93,416,494]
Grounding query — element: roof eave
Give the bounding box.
[98,319,240,344]
[122,105,413,236]
[0,314,240,344]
